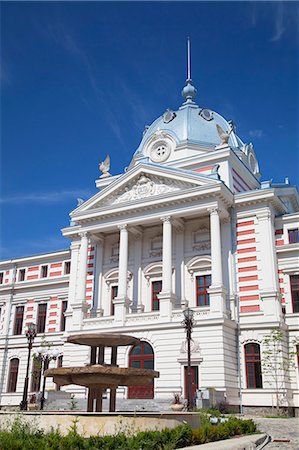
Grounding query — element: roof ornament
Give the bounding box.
[216,124,232,147]
[181,36,197,105]
[99,154,111,178]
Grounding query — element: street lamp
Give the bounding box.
[182,308,195,411]
[37,346,59,410]
[20,322,36,411]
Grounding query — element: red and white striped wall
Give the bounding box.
[236,219,260,313]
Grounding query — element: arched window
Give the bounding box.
[7,358,19,392]
[244,343,262,388]
[187,256,211,307]
[128,341,154,399]
[30,355,42,392]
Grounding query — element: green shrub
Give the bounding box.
[0,415,256,450]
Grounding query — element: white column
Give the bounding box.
[158,216,176,321]
[118,224,128,298]
[114,224,130,324]
[161,216,172,294]
[209,208,223,287]
[256,208,281,319]
[207,207,227,316]
[94,236,104,316]
[76,232,89,302]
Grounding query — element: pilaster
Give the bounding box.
[131,230,144,313]
[256,208,282,320]
[158,216,176,322]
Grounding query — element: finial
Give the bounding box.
[181,36,197,105]
[187,36,191,81]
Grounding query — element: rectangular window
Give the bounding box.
[196,275,211,306]
[111,286,118,315]
[0,272,3,284]
[244,343,263,388]
[19,269,26,282]
[13,306,24,335]
[64,261,71,275]
[37,303,47,333]
[41,265,48,278]
[152,280,162,311]
[290,275,299,313]
[288,229,299,244]
[60,300,68,331]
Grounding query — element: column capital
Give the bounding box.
[207,206,220,215]
[160,215,172,223]
[118,223,128,231]
[79,231,89,239]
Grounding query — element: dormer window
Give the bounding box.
[41,265,48,278]
[288,229,299,244]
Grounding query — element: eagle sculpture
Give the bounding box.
[216,124,230,146]
[99,155,111,178]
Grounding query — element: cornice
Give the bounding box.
[235,189,286,213]
[0,249,70,268]
[0,276,70,292]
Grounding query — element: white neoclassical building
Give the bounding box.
[0,74,298,413]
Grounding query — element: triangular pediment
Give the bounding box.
[71,163,220,217]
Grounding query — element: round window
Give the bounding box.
[150,140,171,163]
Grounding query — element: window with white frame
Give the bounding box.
[41,265,48,278]
[64,261,71,275]
[18,268,26,282]
[187,256,211,308]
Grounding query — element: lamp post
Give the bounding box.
[182,308,195,412]
[20,322,36,411]
[37,346,59,410]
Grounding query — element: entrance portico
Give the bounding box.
[67,200,230,325]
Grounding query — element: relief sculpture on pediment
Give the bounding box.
[112,174,181,204]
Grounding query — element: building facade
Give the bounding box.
[1,76,298,412]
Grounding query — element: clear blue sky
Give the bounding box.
[1,1,298,259]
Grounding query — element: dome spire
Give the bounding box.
[181,36,197,105]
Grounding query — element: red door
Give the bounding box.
[184,366,199,405]
[128,342,154,399]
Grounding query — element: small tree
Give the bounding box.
[262,329,298,415]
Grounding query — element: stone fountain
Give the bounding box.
[45,332,159,412]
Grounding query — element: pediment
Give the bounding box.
[100,174,194,207]
[71,163,219,217]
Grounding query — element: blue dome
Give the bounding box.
[134,89,244,157]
